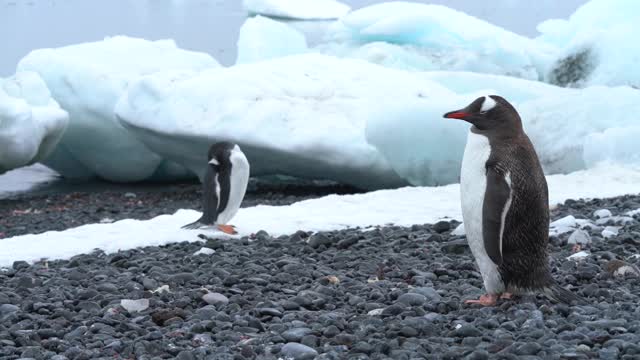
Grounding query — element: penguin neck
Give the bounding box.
[470,124,523,141]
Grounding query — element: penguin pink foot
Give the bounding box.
[217,224,237,235]
[465,294,498,306]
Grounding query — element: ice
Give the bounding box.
[113,52,640,188]
[236,16,308,64]
[3,163,640,267]
[538,0,640,88]
[318,2,556,80]
[567,251,590,261]
[0,72,68,174]
[593,209,612,219]
[243,0,351,20]
[602,226,620,239]
[116,53,459,189]
[17,36,220,182]
[567,229,590,245]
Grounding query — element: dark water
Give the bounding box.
[1,0,587,76]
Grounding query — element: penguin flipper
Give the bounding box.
[482,166,512,265]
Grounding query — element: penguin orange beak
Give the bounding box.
[443,110,470,120]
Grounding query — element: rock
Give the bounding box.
[441,239,468,254]
[280,342,318,360]
[12,261,30,271]
[282,328,313,342]
[193,247,216,256]
[604,260,640,277]
[568,229,591,245]
[410,287,442,302]
[307,233,333,248]
[454,325,482,337]
[202,292,229,306]
[433,221,451,233]
[120,299,149,313]
[397,293,427,306]
[0,304,20,317]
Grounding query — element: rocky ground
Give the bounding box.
[0,179,361,238]
[1,189,640,359]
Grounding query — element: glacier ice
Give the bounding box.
[114,53,640,189]
[538,0,640,88]
[242,0,351,20]
[317,1,556,80]
[0,72,68,174]
[236,16,308,64]
[115,54,451,189]
[17,36,220,182]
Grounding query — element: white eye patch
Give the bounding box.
[209,158,219,165]
[481,96,497,112]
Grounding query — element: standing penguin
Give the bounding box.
[443,95,581,306]
[182,141,250,234]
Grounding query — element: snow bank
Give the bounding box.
[116,53,462,189]
[538,0,640,88]
[17,36,220,182]
[318,1,556,80]
[0,72,68,173]
[236,16,308,64]
[3,163,640,267]
[243,0,351,20]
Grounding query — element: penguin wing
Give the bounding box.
[482,167,513,265]
[200,164,220,224]
[215,163,232,217]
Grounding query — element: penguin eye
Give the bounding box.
[479,110,487,115]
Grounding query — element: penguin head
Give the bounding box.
[443,95,522,133]
[207,141,235,169]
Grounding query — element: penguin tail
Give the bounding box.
[544,283,586,305]
[181,219,206,230]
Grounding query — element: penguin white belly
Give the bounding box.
[217,145,250,225]
[460,131,505,294]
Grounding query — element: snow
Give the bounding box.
[16,36,220,182]
[2,163,640,267]
[538,0,640,88]
[242,0,351,20]
[0,71,68,174]
[593,209,612,219]
[236,16,308,64]
[318,1,556,80]
[0,163,60,199]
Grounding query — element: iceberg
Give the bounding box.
[317,1,556,80]
[538,0,640,88]
[0,72,68,174]
[116,53,640,189]
[115,54,458,189]
[17,36,220,182]
[236,16,308,64]
[242,0,351,20]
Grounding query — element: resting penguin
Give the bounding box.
[443,95,582,306]
[182,142,250,234]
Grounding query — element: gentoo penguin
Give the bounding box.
[443,95,582,306]
[182,142,250,234]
